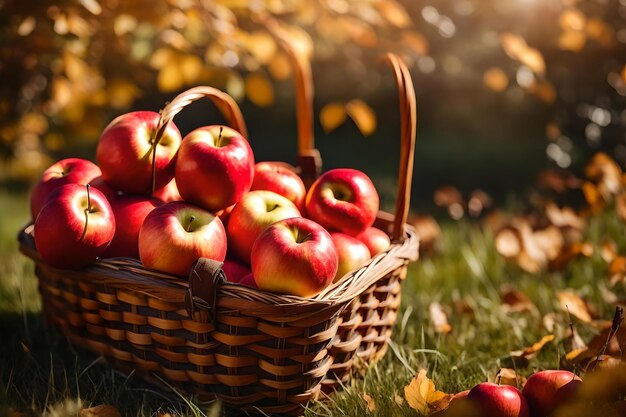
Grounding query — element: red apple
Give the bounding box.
[356,227,391,256]
[222,259,251,283]
[102,195,162,259]
[305,168,379,236]
[251,217,338,297]
[34,184,115,269]
[30,158,101,219]
[175,125,254,211]
[152,177,183,203]
[467,383,529,417]
[238,272,258,288]
[215,204,235,228]
[522,370,582,417]
[88,176,119,202]
[227,190,301,263]
[330,233,371,282]
[96,111,181,194]
[251,161,306,210]
[138,202,227,276]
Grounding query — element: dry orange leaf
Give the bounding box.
[609,256,626,286]
[363,393,376,413]
[501,285,535,313]
[346,99,376,136]
[558,290,593,323]
[494,368,526,387]
[510,334,555,359]
[430,302,452,334]
[319,102,347,134]
[245,73,274,107]
[405,369,452,415]
[80,405,122,417]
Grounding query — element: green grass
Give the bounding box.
[0,191,623,416]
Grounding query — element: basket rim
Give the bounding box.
[19,210,419,310]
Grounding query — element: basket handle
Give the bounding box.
[150,86,248,192]
[262,16,322,185]
[384,53,417,241]
[185,257,226,324]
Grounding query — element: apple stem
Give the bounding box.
[186,215,196,232]
[80,184,92,241]
[296,230,312,244]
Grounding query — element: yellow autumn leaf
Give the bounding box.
[405,369,451,415]
[362,393,376,412]
[557,290,593,323]
[320,102,347,134]
[346,99,376,136]
[157,63,184,92]
[377,0,412,28]
[245,73,274,107]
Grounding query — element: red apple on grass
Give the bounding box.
[305,168,379,236]
[222,259,251,283]
[175,125,254,211]
[102,195,162,259]
[251,217,338,297]
[30,158,102,219]
[138,202,226,276]
[331,233,371,282]
[467,383,529,417]
[522,370,582,417]
[251,161,306,210]
[34,184,115,269]
[96,111,181,194]
[227,190,301,263]
[356,227,391,256]
[152,177,182,203]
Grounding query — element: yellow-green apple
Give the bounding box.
[34,184,115,269]
[222,259,251,283]
[96,111,181,194]
[467,383,529,417]
[88,176,119,202]
[251,161,306,210]
[305,168,379,236]
[330,233,371,282]
[102,195,162,259]
[138,202,227,276]
[30,158,101,219]
[356,227,391,256]
[522,370,582,417]
[227,190,301,263]
[251,217,338,297]
[152,177,182,203]
[175,125,254,211]
[238,272,258,288]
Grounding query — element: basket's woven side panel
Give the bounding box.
[34,262,341,415]
[322,262,408,391]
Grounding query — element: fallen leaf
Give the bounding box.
[346,99,376,136]
[558,291,593,323]
[80,405,122,417]
[609,256,626,286]
[501,285,535,313]
[545,203,586,231]
[405,369,452,415]
[430,302,452,334]
[601,239,618,263]
[363,393,376,413]
[394,392,405,406]
[510,334,555,359]
[585,153,622,200]
[320,102,347,134]
[495,227,522,259]
[494,368,526,387]
[409,214,441,255]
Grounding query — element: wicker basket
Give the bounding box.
[18,53,419,415]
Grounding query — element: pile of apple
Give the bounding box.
[440,370,582,417]
[30,111,392,297]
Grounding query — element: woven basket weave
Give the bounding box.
[19,53,419,415]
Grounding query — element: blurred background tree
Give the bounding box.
[0,0,624,207]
